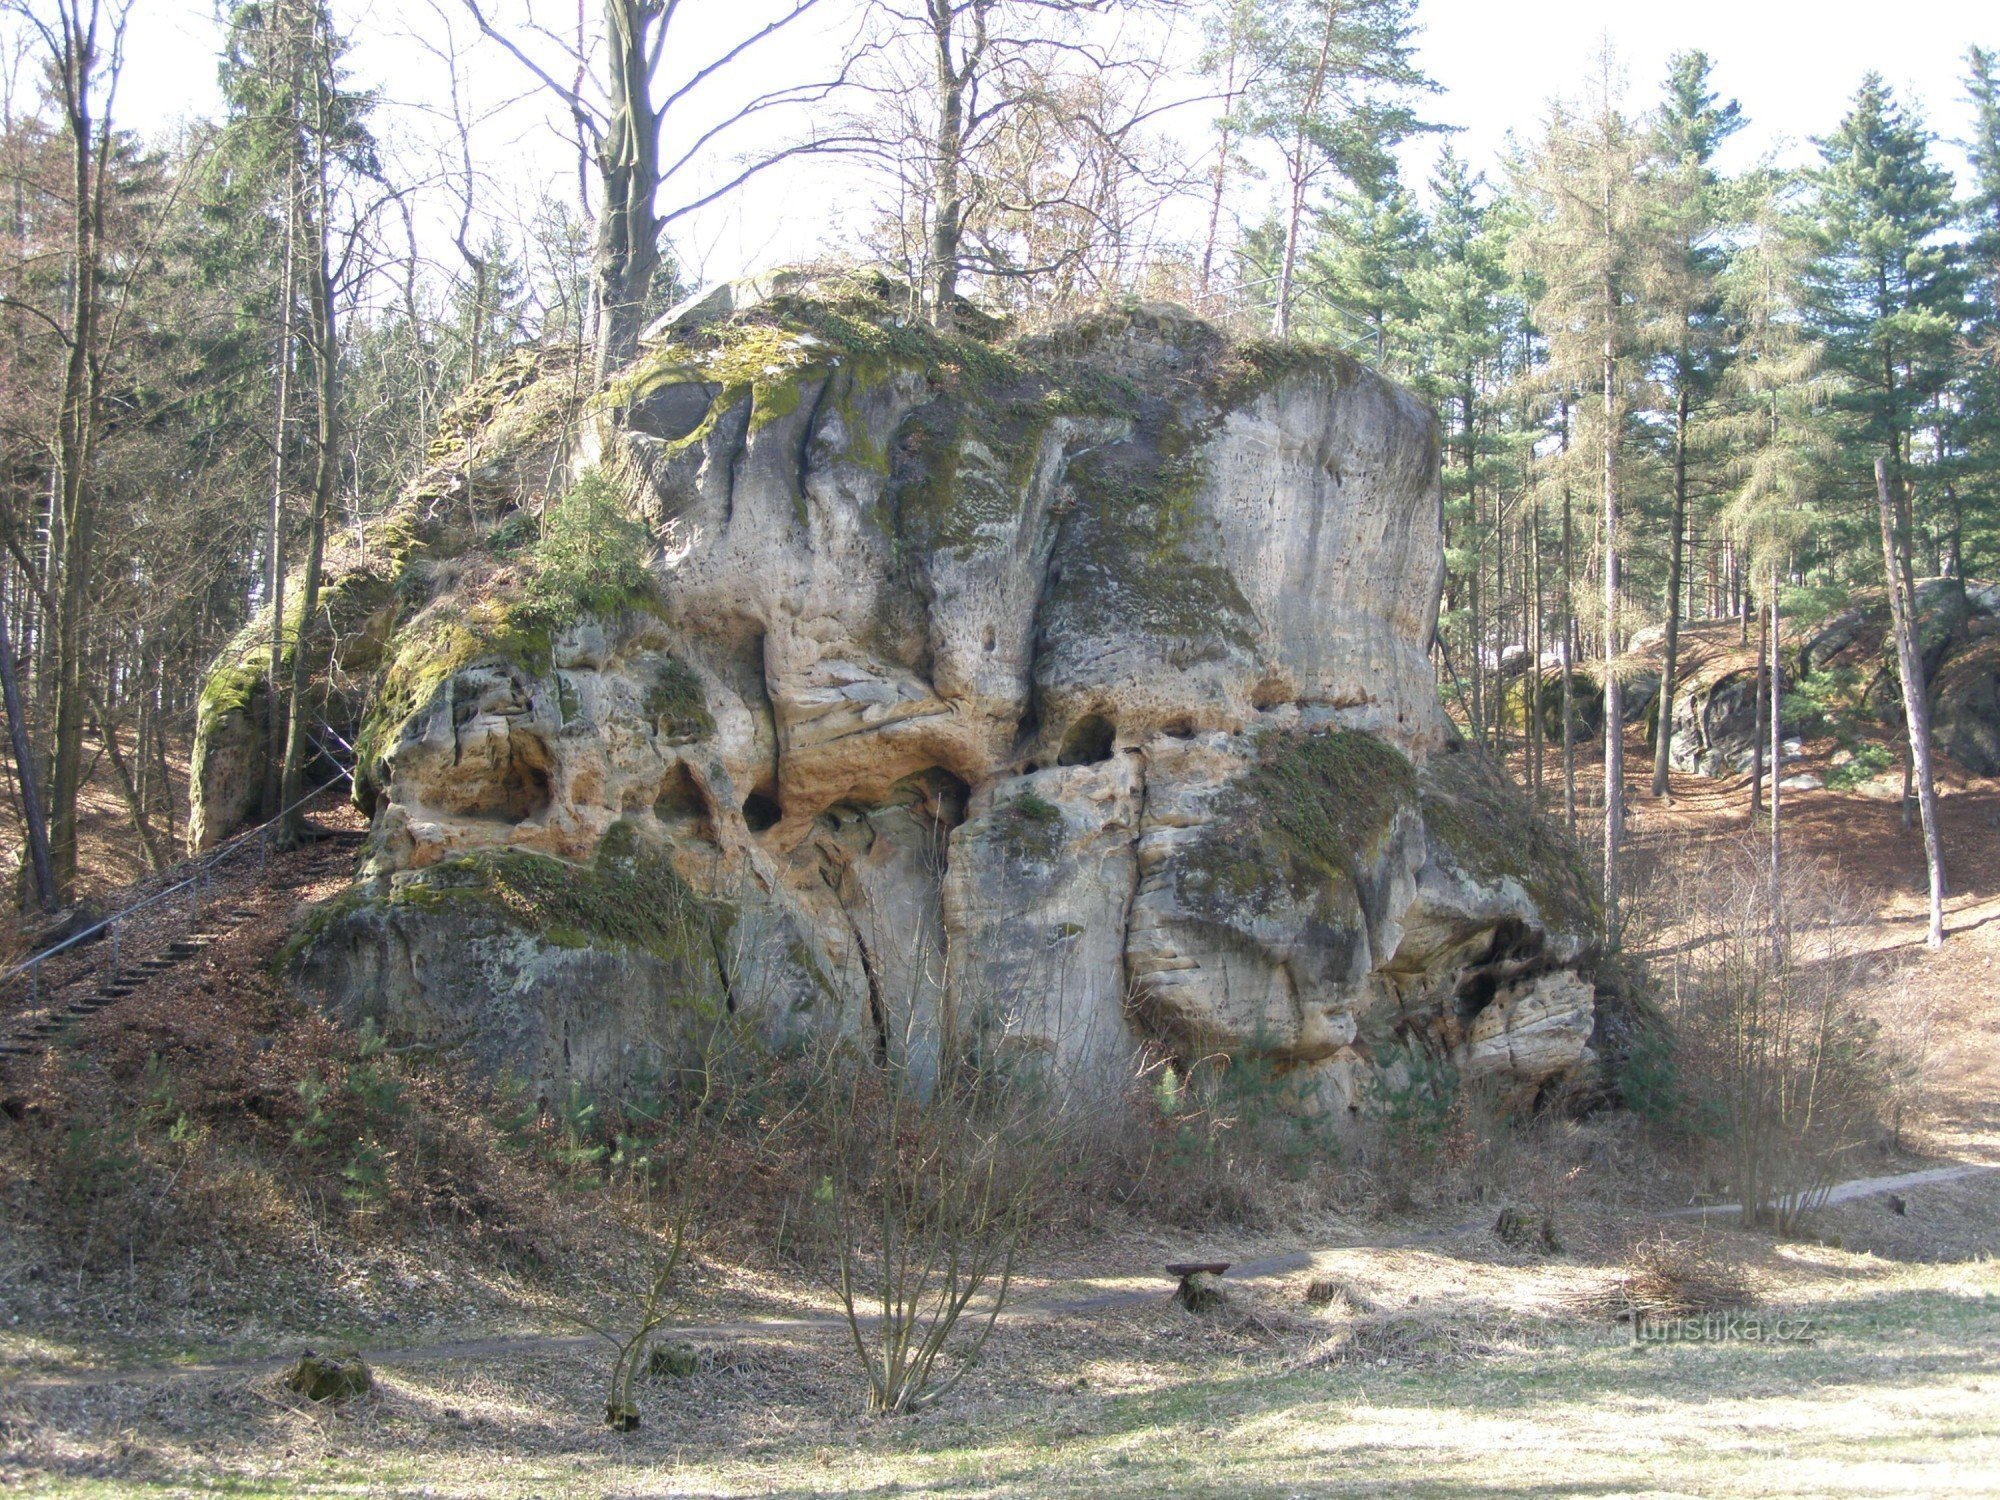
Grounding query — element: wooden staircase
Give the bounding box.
[0,826,367,1064]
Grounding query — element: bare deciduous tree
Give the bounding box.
[850,0,1188,328]
[4,0,130,902]
[459,0,853,376]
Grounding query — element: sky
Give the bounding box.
[1412,0,1990,180]
[88,0,2000,287]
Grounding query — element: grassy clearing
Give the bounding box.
[5,1259,1996,1496]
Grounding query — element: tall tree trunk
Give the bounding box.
[1600,270,1623,942]
[1768,560,1782,962]
[1561,474,1576,835]
[1876,456,1946,949]
[91,698,165,874]
[1652,383,1689,798]
[1530,495,1544,801]
[1272,163,1307,337]
[277,88,340,846]
[46,14,115,906]
[1199,42,1241,301]
[919,0,975,329]
[264,190,298,820]
[1463,386,1481,741]
[1749,601,1766,818]
[0,590,54,911]
[591,0,664,376]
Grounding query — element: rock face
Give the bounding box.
[1667,666,1781,778]
[233,279,1599,1123]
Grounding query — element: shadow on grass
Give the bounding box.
[10,1284,1996,1498]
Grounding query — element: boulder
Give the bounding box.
[252,286,1601,1124]
[1932,636,2000,776]
[1667,668,1785,778]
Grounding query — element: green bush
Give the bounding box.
[521,468,656,627]
[341,1135,393,1210]
[343,1019,407,1124]
[1827,742,1894,790]
[1370,1039,1460,1161]
[1613,1017,1683,1127]
[292,1070,336,1152]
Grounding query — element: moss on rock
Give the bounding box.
[353,469,668,797]
[1417,749,1599,936]
[1179,730,1419,917]
[284,819,724,976]
[994,789,1065,867]
[646,656,713,744]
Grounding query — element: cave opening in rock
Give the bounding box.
[742,790,782,832]
[1057,713,1116,766]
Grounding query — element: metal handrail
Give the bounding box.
[2,761,356,1001]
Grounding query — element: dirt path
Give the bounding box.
[10,1157,1981,1395]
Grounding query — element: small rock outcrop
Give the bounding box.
[1655,581,2000,783]
[208,275,1601,1124]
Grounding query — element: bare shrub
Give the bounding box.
[1102,1042,1355,1229]
[816,1024,1068,1415]
[1874,976,1939,1150]
[1645,838,1908,1232]
[561,998,774,1431]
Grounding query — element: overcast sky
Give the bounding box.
[102,0,1998,286]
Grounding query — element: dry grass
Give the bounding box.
[6,1227,1997,1496]
[5,712,2000,1493]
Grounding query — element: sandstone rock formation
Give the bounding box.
[210,275,1601,1122]
[1651,580,2000,783]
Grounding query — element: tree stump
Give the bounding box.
[285,1349,371,1403]
[1167,1260,1230,1314]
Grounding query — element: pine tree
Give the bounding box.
[1721,167,1828,837]
[1806,75,1965,564]
[1645,51,1742,798]
[1959,47,2000,571]
[1233,0,1432,336]
[1808,75,1962,946]
[1301,158,1427,372]
[1408,147,1507,735]
[1509,67,1660,940]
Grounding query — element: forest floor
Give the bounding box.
[0,746,192,961]
[1,734,1998,1497]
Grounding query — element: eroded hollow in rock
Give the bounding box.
[625,380,721,442]
[653,763,718,844]
[436,747,552,824]
[1057,713,1116,766]
[742,790,782,833]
